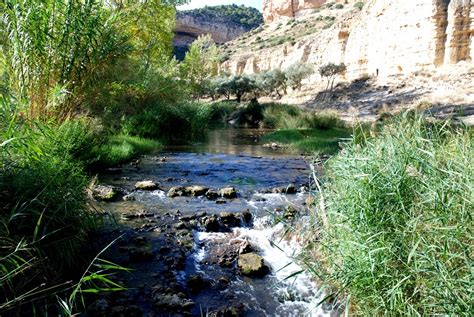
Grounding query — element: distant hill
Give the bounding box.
[174,5,263,60]
[180,5,263,30]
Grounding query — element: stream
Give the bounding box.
[90,128,339,317]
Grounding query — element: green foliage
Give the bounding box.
[209,100,239,125]
[285,63,314,90]
[255,69,288,98]
[93,135,161,167]
[122,102,213,143]
[311,113,473,315]
[1,0,131,120]
[180,4,263,30]
[354,1,365,11]
[319,63,347,91]
[262,128,349,154]
[1,0,182,121]
[0,97,105,313]
[182,34,220,98]
[261,104,346,130]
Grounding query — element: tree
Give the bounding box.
[256,69,287,98]
[226,75,258,103]
[181,34,220,99]
[285,63,314,90]
[319,63,347,92]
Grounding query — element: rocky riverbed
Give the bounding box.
[86,130,340,316]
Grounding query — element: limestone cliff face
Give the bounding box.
[174,11,253,60]
[223,0,473,84]
[175,12,250,44]
[263,0,346,22]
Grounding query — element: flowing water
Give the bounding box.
[92,128,339,316]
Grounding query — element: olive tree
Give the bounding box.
[319,63,347,92]
[285,62,314,90]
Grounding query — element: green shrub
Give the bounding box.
[354,1,364,10]
[122,102,212,143]
[209,101,239,125]
[261,105,345,130]
[310,113,473,315]
[93,135,161,167]
[262,128,349,154]
[0,103,104,312]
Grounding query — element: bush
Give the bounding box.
[310,113,473,315]
[354,1,364,10]
[285,63,314,90]
[0,101,104,313]
[209,100,239,125]
[122,102,212,143]
[262,104,345,130]
[93,135,161,167]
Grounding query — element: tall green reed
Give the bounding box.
[306,113,473,315]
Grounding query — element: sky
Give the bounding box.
[178,0,262,12]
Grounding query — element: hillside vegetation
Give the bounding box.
[180,4,263,30]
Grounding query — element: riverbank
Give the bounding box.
[303,113,473,315]
[86,141,337,316]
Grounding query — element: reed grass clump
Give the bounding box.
[308,113,473,315]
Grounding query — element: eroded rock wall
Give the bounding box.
[224,0,474,83]
[263,0,347,22]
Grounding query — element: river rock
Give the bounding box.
[219,212,241,228]
[219,187,237,199]
[167,186,186,198]
[283,205,298,219]
[92,185,118,201]
[237,253,269,277]
[203,215,220,232]
[205,189,219,200]
[129,247,154,262]
[185,185,209,197]
[285,183,297,194]
[242,210,252,223]
[154,294,194,312]
[186,275,212,294]
[135,180,159,190]
[122,194,136,201]
[209,305,245,317]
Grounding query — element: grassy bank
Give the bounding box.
[262,128,350,154]
[93,135,162,167]
[305,113,473,315]
[259,104,351,154]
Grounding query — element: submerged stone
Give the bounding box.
[186,275,212,294]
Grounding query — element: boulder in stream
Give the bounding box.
[237,253,269,277]
[135,180,159,190]
[219,187,237,199]
[219,212,241,228]
[205,189,219,200]
[92,185,118,201]
[167,186,186,197]
[185,185,209,197]
[186,274,212,294]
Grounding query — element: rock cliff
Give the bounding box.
[225,0,473,79]
[263,0,347,22]
[221,0,473,121]
[174,6,263,60]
